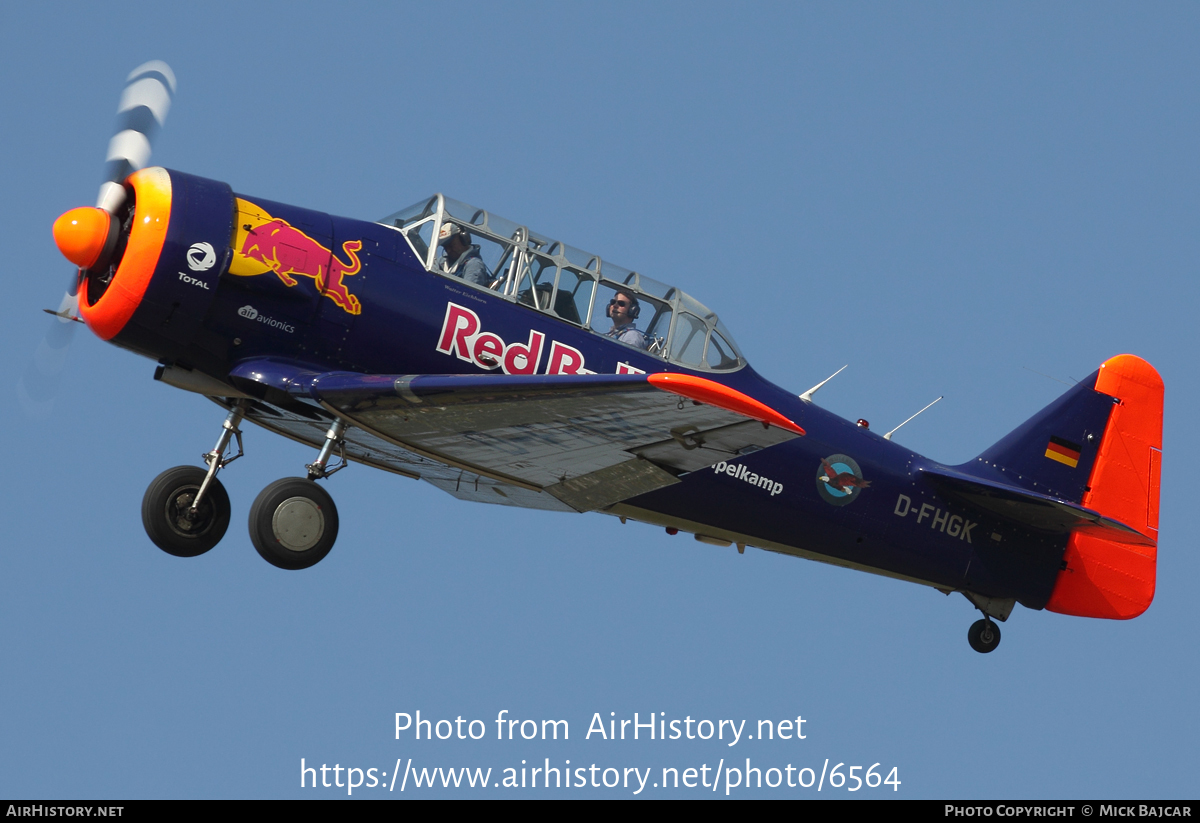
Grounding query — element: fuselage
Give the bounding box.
[79,168,1065,610]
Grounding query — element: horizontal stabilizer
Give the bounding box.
[922,466,1152,546]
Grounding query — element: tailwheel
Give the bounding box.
[967,618,1001,654]
[142,466,231,557]
[248,478,339,570]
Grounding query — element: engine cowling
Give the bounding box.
[56,167,234,358]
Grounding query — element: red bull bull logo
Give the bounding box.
[229,199,362,315]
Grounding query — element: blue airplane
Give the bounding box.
[39,64,1163,653]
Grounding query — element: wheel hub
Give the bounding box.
[272,497,325,552]
[165,487,212,536]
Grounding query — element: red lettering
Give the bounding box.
[547,341,587,375]
[502,330,545,375]
[472,332,504,369]
[436,303,480,361]
[436,302,582,375]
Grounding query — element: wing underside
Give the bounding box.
[218,398,577,511]
[219,368,802,513]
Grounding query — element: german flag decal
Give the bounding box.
[1045,435,1082,468]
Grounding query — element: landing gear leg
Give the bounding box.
[141,401,246,557]
[967,617,1001,654]
[306,419,347,480]
[193,401,246,514]
[248,418,347,570]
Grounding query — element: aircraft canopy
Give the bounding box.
[380,195,745,372]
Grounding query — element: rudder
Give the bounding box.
[1045,355,1163,619]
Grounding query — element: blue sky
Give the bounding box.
[1,1,1196,798]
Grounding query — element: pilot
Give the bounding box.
[605,290,648,349]
[438,222,491,287]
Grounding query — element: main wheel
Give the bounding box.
[142,466,231,557]
[248,478,339,570]
[967,618,1002,654]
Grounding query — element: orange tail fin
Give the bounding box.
[1046,355,1163,619]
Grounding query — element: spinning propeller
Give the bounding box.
[18,61,176,416]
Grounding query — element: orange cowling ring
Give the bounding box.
[78,167,173,341]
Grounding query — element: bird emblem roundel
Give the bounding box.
[815,454,870,507]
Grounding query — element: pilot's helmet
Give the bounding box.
[438,222,470,245]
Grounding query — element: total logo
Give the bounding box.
[186,241,217,272]
[238,304,295,334]
[178,272,210,289]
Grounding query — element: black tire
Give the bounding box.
[248,478,339,570]
[967,618,1002,654]
[141,465,231,558]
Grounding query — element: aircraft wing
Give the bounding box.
[270,370,804,512]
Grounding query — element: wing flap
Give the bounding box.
[545,459,682,512]
[634,418,795,473]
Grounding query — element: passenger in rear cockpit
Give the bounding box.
[438,222,491,287]
[605,290,648,350]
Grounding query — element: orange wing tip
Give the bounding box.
[53,207,112,268]
[648,373,806,436]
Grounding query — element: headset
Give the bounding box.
[606,291,640,320]
[439,222,470,245]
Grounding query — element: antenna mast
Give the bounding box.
[799,365,848,403]
[883,396,943,441]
